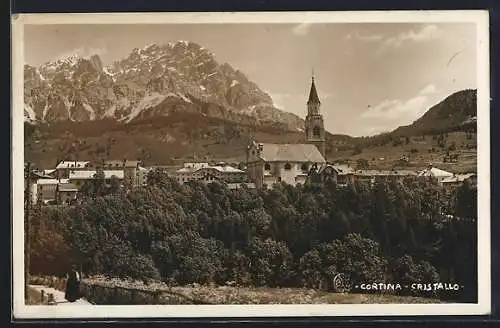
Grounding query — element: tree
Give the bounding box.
[246,237,293,287]
[454,181,477,219]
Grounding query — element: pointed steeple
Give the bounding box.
[305,72,325,158]
[307,75,321,105]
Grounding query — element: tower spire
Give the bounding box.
[307,72,321,106]
[305,72,325,158]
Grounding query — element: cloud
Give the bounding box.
[361,84,438,127]
[360,87,435,134]
[346,32,384,42]
[361,96,428,120]
[347,25,444,56]
[292,23,312,36]
[382,24,443,49]
[419,84,437,96]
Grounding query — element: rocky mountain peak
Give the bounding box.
[24,41,304,130]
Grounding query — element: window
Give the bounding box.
[277,177,282,182]
[264,163,271,171]
[301,163,309,172]
[313,126,321,137]
[284,163,292,170]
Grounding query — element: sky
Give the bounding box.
[24,22,477,137]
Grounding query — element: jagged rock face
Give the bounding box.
[24,41,304,130]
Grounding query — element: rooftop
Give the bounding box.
[58,183,79,192]
[176,164,244,174]
[355,169,418,177]
[418,167,454,178]
[104,160,142,168]
[56,161,90,169]
[307,76,321,105]
[319,164,355,175]
[441,173,476,184]
[69,170,125,180]
[254,142,326,163]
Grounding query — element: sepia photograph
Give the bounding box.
[11,11,490,319]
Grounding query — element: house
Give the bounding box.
[441,173,477,189]
[246,141,326,189]
[418,165,454,183]
[136,166,150,187]
[104,160,143,186]
[33,179,59,203]
[55,161,91,179]
[174,162,247,185]
[198,165,247,183]
[56,183,79,204]
[354,169,418,186]
[68,170,124,188]
[309,164,355,187]
[227,182,257,190]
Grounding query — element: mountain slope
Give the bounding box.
[389,89,477,137]
[24,41,304,131]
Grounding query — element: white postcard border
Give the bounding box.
[11,10,491,319]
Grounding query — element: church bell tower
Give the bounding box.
[305,74,326,158]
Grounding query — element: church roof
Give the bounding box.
[257,143,326,163]
[307,77,321,105]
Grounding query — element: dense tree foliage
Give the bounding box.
[28,171,478,302]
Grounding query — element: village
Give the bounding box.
[26,76,476,205]
[27,156,476,206]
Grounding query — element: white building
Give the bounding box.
[441,173,477,189]
[418,165,454,183]
[246,141,326,189]
[32,178,69,204]
[245,75,328,189]
[68,170,124,188]
[55,161,91,179]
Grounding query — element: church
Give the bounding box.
[246,76,327,188]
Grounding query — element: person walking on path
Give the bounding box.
[65,265,82,302]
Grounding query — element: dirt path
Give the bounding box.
[29,285,91,305]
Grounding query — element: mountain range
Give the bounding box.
[23,41,477,169]
[24,41,303,131]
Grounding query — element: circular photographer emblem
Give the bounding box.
[333,273,352,293]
